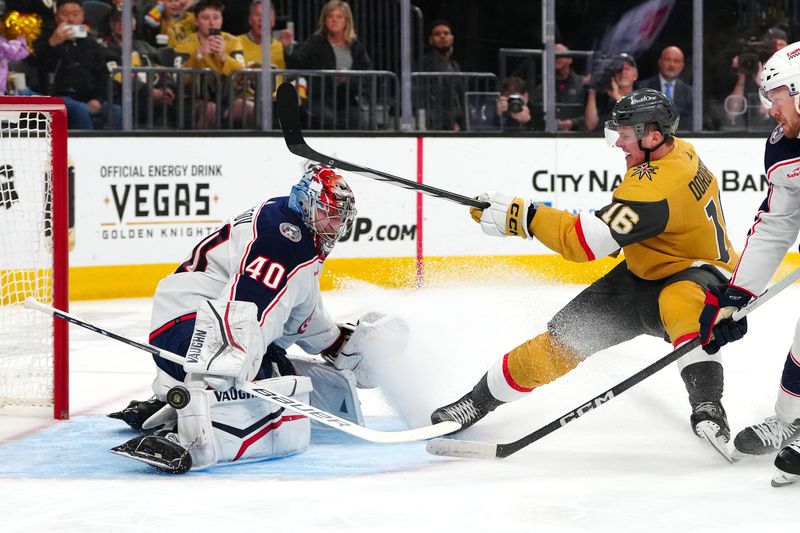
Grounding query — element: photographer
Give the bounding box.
[496,76,533,130]
[32,0,121,129]
[584,52,638,131]
[723,29,785,130]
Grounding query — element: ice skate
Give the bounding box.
[734,415,800,455]
[431,375,503,432]
[691,401,732,463]
[108,397,167,432]
[772,435,800,487]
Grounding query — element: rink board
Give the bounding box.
[0,415,442,479]
[61,135,787,299]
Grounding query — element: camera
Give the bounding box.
[589,53,635,91]
[507,94,525,114]
[209,28,222,36]
[737,38,771,76]
[65,24,88,39]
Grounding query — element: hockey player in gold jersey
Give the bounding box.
[432,89,739,456]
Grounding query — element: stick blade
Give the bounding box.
[276,82,303,148]
[426,437,499,459]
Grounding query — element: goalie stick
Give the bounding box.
[24,298,460,443]
[276,82,490,210]
[426,266,800,459]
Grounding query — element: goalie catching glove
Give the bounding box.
[470,192,534,239]
[698,284,752,355]
[321,312,410,388]
[183,300,265,391]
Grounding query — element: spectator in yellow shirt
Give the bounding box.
[141,0,197,47]
[238,0,293,68]
[174,0,246,128]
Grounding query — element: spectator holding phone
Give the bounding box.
[174,0,246,128]
[32,0,121,129]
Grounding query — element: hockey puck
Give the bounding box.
[166,386,191,409]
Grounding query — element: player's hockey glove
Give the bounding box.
[698,284,752,354]
[469,192,534,239]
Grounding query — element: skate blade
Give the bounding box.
[695,421,733,463]
[771,471,800,487]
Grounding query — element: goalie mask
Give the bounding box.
[289,166,356,255]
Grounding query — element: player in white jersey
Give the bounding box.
[698,42,800,486]
[108,165,407,473]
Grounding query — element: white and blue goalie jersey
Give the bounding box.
[149,196,340,355]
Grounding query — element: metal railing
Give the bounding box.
[411,72,498,131]
[107,66,223,129]
[106,64,505,132]
[227,69,399,130]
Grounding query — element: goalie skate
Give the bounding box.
[108,397,168,431]
[691,401,732,463]
[111,431,192,474]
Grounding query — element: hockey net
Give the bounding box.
[0,97,69,419]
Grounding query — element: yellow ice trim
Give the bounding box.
[63,253,800,300]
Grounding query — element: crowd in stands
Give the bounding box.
[0,0,792,132]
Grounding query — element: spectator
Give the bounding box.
[234,0,295,127]
[530,43,587,131]
[496,76,533,130]
[419,19,463,131]
[584,52,638,131]
[723,48,770,131]
[238,0,293,68]
[103,8,176,127]
[638,45,693,131]
[719,27,788,131]
[286,0,371,130]
[174,0,246,128]
[141,0,196,48]
[32,0,121,129]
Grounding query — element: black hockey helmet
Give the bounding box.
[605,88,679,140]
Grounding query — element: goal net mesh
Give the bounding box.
[0,111,56,409]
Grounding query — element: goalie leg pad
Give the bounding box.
[290,355,364,424]
[167,376,312,470]
[206,375,312,465]
[175,382,220,470]
[183,300,266,391]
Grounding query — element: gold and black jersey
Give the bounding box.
[529,137,738,280]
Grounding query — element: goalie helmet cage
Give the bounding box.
[0,97,69,420]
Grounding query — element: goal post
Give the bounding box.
[0,96,69,420]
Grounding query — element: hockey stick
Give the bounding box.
[24,298,460,443]
[276,82,490,210]
[426,266,800,459]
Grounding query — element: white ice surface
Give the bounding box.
[1,281,798,532]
